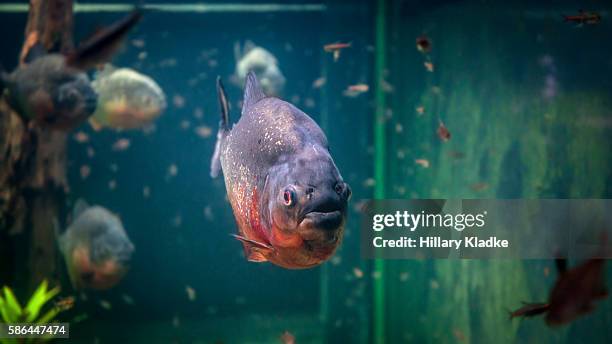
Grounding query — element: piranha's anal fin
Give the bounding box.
[242,71,266,114]
[211,77,230,178]
[231,234,273,263]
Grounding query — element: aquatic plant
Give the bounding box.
[0,280,64,343]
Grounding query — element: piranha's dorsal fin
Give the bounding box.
[231,234,273,263]
[210,76,230,178]
[72,199,90,220]
[242,71,266,114]
[66,9,142,70]
[23,42,47,64]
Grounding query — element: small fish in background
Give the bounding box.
[166,163,178,179]
[195,125,212,139]
[112,138,130,151]
[563,10,602,25]
[312,76,326,89]
[323,42,351,62]
[131,39,145,48]
[79,165,91,179]
[470,182,489,192]
[142,186,151,199]
[193,107,204,119]
[233,41,285,96]
[415,106,425,115]
[211,73,351,269]
[99,300,112,310]
[280,331,295,344]
[1,10,141,130]
[185,286,197,301]
[424,61,434,72]
[416,35,432,53]
[56,199,134,290]
[343,84,369,97]
[437,120,451,142]
[415,159,430,168]
[510,258,608,326]
[74,131,90,143]
[54,296,75,311]
[90,65,166,131]
[121,294,134,305]
[353,267,364,278]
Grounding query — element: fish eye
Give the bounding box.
[283,187,296,207]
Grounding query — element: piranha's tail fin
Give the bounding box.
[210,76,230,178]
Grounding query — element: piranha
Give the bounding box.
[211,72,351,269]
[233,41,285,96]
[56,200,134,290]
[0,10,141,130]
[510,258,608,326]
[90,65,166,130]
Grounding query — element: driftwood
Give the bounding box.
[0,0,73,294]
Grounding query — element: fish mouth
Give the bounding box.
[301,210,344,232]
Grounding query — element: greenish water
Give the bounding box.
[1,0,611,343]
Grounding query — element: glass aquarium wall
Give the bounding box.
[378,0,612,343]
[1,0,611,343]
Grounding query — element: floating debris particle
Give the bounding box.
[80,165,91,179]
[143,186,151,198]
[108,180,117,190]
[167,164,178,178]
[99,300,112,310]
[122,294,134,305]
[131,39,145,48]
[173,94,186,108]
[424,61,434,72]
[416,106,425,115]
[353,267,364,279]
[185,286,196,301]
[195,125,212,138]
[312,77,326,89]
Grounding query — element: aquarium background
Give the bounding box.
[1,0,612,343]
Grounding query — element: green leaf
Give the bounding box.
[1,287,22,323]
[24,281,60,323]
[36,307,60,325]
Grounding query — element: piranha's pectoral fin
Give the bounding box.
[231,234,273,263]
[242,71,266,114]
[66,9,142,70]
[211,77,230,178]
